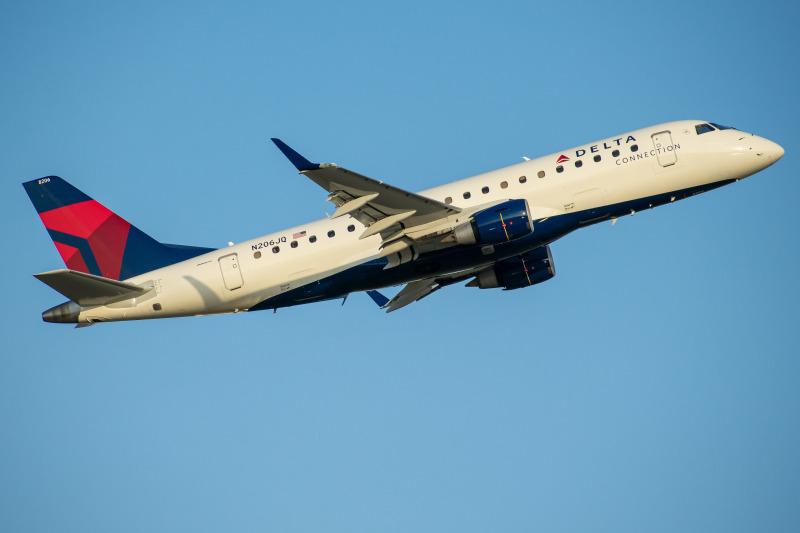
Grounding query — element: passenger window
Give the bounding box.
[309,235,317,243]
[630,144,639,152]
[556,165,564,173]
[593,155,601,162]
[254,251,262,259]
[444,196,452,204]
[612,149,620,157]
[695,124,715,135]
[272,246,280,253]
[575,160,583,168]
[347,224,355,232]
[500,181,508,189]
[290,241,298,248]
[482,186,489,194]
[463,192,471,199]
[519,176,527,183]
[327,230,335,238]
[537,170,545,178]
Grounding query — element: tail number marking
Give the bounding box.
[252,236,287,251]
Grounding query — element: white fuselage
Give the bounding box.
[76,120,784,323]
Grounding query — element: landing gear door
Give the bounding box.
[651,131,677,167]
[219,253,244,290]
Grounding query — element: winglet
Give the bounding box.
[271,138,320,172]
[366,290,390,308]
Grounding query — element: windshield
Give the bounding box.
[696,122,737,135]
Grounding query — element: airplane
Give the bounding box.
[23,120,783,326]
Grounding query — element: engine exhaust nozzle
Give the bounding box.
[42,301,81,323]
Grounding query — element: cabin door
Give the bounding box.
[651,131,677,167]
[219,253,244,290]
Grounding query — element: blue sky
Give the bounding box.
[2,1,799,531]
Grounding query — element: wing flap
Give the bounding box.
[34,269,147,306]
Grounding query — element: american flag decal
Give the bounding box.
[293,230,307,239]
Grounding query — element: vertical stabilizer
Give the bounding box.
[23,176,215,280]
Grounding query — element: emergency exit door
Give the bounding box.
[651,131,677,167]
[219,253,244,290]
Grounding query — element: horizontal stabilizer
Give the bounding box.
[34,269,147,306]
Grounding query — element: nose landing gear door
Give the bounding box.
[651,131,677,167]
[219,253,244,290]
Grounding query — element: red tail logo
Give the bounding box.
[556,155,569,164]
[39,200,131,280]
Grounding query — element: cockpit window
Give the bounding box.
[695,123,716,135]
[709,122,735,130]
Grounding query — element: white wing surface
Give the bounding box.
[272,139,460,241]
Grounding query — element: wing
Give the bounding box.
[378,268,482,313]
[272,139,461,242]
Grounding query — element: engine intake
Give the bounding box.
[453,199,532,245]
[468,245,555,290]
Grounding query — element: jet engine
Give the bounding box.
[467,245,555,290]
[452,199,532,245]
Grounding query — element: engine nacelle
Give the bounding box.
[468,245,555,290]
[453,199,532,245]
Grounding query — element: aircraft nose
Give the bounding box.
[753,136,784,161]
[767,140,784,160]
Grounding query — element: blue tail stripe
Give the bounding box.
[23,176,92,214]
[119,226,215,280]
